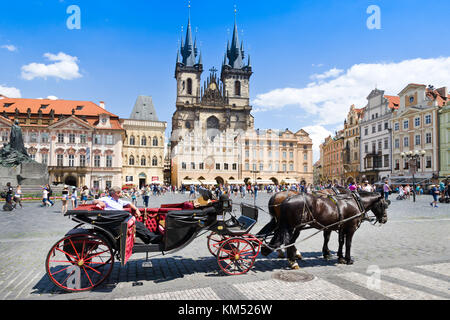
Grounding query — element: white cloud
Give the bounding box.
[47,95,58,100]
[252,57,450,126]
[310,67,344,81]
[21,52,82,80]
[0,85,21,98]
[302,125,334,162]
[1,45,17,52]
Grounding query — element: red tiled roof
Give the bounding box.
[0,98,117,117]
[385,95,400,109]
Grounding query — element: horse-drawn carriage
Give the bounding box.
[45,194,262,292]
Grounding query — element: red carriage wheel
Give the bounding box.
[206,232,229,257]
[46,233,114,293]
[217,237,256,276]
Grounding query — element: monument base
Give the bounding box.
[0,162,49,193]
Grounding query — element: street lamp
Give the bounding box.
[250,170,260,207]
[401,149,426,202]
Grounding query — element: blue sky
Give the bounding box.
[1,0,449,160]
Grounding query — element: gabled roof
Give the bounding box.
[129,96,159,121]
[385,95,400,109]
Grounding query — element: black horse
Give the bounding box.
[259,191,389,268]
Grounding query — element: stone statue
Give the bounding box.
[0,120,31,166]
[10,120,29,156]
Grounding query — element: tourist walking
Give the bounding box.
[71,187,78,209]
[142,185,150,208]
[13,185,22,209]
[81,186,89,205]
[383,180,391,201]
[61,186,69,214]
[430,184,439,208]
[41,185,52,207]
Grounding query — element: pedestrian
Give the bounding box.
[4,182,14,211]
[430,184,439,208]
[383,180,391,201]
[61,186,69,214]
[13,185,22,209]
[81,186,89,204]
[41,185,52,207]
[142,185,150,208]
[71,187,78,209]
[46,184,54,206]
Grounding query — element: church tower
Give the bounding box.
[175,14,203,105]
[220,12,252,108]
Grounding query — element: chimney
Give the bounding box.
[99,101,105,109]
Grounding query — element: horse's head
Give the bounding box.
[370,194,389,224]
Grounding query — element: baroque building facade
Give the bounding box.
[391,84,448,183]
[342,104,364,183]
[0,97,124,189]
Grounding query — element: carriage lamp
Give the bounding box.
[401,149,426,202]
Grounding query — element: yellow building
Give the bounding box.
[121,96,167,188]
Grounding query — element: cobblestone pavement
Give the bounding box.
[0,192,448,300]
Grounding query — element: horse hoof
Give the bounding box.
[288,261,300,269]
[323,254,331,260]
[295,252,303,260]
[346,259,354,265]
[338,257,346,264]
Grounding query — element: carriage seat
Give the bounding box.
[224,215,257,236]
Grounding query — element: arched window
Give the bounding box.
[235,80,241,96]
[187,78,192,95]
[141,156,146,166]
[129,135,135,146]
[152,156,158,166]
[152,136,158,146]
[141,136,147,146]
[129,155,135,166]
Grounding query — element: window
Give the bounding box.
[232,163,237,171]
[94,134,102,144]
[80,134,86,144]
[69,134,75,143]
[187,78,192,95]
[129,136,135,145]
[106,181,112,189]
[426,156,432,168]
[68,154,75,166]
[403,137,409,147]
[235,81,241,96]
[57,154,63,166]
[364,127,368,135]
[304,153,307,160]
[30,133,38,143]
[304,165,308,173]
[41,153,48,165]
[394,139,400,149]
[106,135,113,145]
[79,154,86,167]
[415,135,421,146]
[282,164,286,171]
[1,131,8,142]
[425,133,432,144]
[57,133,64,143]
[216,163,220,170]
[224,163,228,170]
[378,123,382,132]
[378,140,382,151]
[152,157,158,166]
[394,122,399,131]
[259,163,264,171]
[384,122,388,130]
[395,159,399,170]
[289,151,293,159]
[191,162,196,170]
[384,154,389,167]
[365,143,368,153]
[425,114,431,124]
[129,155,135,166]
[403,120,409,129]
[152,136,158,146]
[181,162,186,169]
[245,163,249,170]
[140,156,146,166]
[372,125,376,133]
[414,117,420,127]
[384,138,389,149]
[125,176,133,182]
[199,162,204,170]
[283,151,286,159]
[94,155,101,167]
[289,163,294,171]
